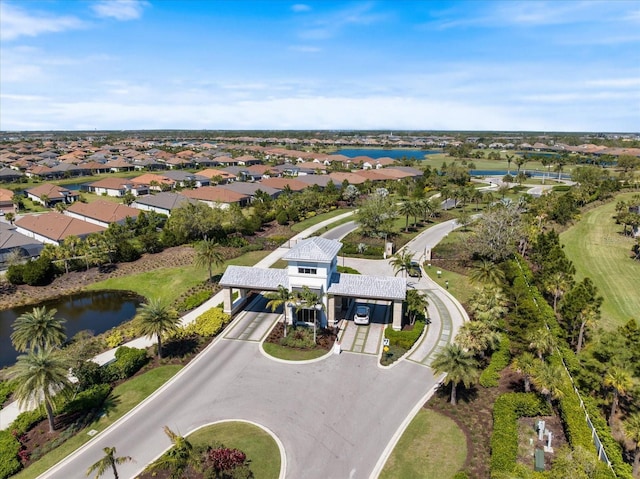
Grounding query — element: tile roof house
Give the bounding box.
[131,173,176,191]
[217,182,281,200]
[25,184,80,207]
[0,188,14,213]
[197,169,237,183]
[15,212,106,246]
[162,170,210,188]
[0,222,44,267]
[104,158,135,172]
[87,178,148,197]
[65,200,140,227]
[132,192,199,217]
[328,172,367,185]
[182,186,250,209]
[259,177,309,192]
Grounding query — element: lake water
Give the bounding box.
[0,290,142,368]
[333,148,442,160]
[470,169,572,180]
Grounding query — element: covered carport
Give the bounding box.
[219,266,288,314]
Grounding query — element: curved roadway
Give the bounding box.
[40,215,467,479]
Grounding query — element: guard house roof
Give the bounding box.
[283,237,342,263]
[219,266,289,290]
[328,273,407,301]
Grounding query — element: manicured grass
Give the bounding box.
[379,408,467,479]
[86,263,209,303]
[79,192,124,204]
[14,365,182,479]
[262,342,329,361]
[290,208,353,232]
[188,422,281,479]
[560,193,640,331]
[85,250,271,303]
[269,258,288,269]
[424,265,474,306]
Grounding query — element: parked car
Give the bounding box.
[354,305,371,325]
[408,261,422,278]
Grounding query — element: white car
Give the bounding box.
[354,305,371,325]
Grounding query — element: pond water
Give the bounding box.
[0,290,143,368]
[333,148,442,160]
[469,169,572,180]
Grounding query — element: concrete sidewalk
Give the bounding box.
[0,211,356,431]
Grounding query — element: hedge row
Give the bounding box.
[479,337,511,388]
[184,308,231,338]
[490,393,551,475]
[384,320,425,350]
[102,346,149,382]
[63,384,112,415]
[0,380,16,410]
[176,290,213,313]
[0,430,22,479]
[11,408,46,436]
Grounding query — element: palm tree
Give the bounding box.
[292,286,325,343]
[389,250,413,277]
[150,426,194,479]
[406,289,429,325]
[86,447,133,479]
[455,321,501,358]
[467,286,509,326]
[531,360,565,406]
[576,305,598,353]
[515,156,527,174]
[193,238,224,282]
[623,413,640,477]
[603,367,632,426]
[5,211,15,224]
[544,272,571,314]
[9,349,71,432]
[135,298,181,359]
[505,154,514,175]
[512,352,536,392]
[540,156,552,183]
[431,343,480,405]
[398,201,415,232]
[265,285,294,338]
[468,260,505,287]
[11,306,67,353]
[527,327,556,361]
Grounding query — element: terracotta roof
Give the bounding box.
[182,186,249,204]
[131,173,174,186]
[89,177,135,189]
[328,172,366,185]
[352,170,389,181]
[15,212,105,242]
[259,177,308,192]
[26,183,77,200]
[198,169,237,180]
[372,168,414,179]
[0,188,14,202]
[66,200,140,224]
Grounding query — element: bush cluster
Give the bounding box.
[63,384,112,415]
[341,242,385,257]
[0,380,16,409]
[177,290,213,313]
[479,338,511,388]
[0,430,22,479]
[336,265,360,274]
[280,326,316,349]
[102,346,148,382]
[184,308,231,338]
[384,320,425,350]
[11,408,47,436]
[6,257,55,286]
[490,393,551,475]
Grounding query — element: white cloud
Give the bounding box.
[92,0,149,21]
[289,45,321,53]
[0,2,85,41]
[292,4,311,13]
[298,2,390,40]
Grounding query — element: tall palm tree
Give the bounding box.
[389,250,413,277]
[11,306,67,353]
[292,286,325,343]
[150,426,194,479]
[455,321,501,358]
[527,327,556,361]
[544,272,571,314]
[604,367,632,426]
[623,413,640,477]
[398,201,415,232]
[9,349,71,432]
[135,298,181,359]
[467,285,509,326]
[576,305,598,354]
[511,352,536,392]
[531,360,565,406]
[468,260,505,287]
[265,285,294,338]
[193,238,224,282]
[86,447,133,479]
[431,343,480,405]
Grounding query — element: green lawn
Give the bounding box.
[424,266,474,306]
[560,193,640,331]
[261,342,329,361]
[290,208,353,232]
[85,250,271,303]
[379,408,467,479]
[188,422,281,479]
[14,365,183,479]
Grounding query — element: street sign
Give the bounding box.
[383,338,390,346]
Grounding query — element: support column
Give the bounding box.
[327,296,336,327]
[392,299,403,331]
[223,287,233,314]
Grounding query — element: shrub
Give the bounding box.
[105,330,124,348]
[276,210,289,225]
[479,338,511,387]
[103,346,148,381]
[114,240,141,263]
[384,320,425,350]
[280,326,316,349]
[21,257,55,286]
[0,430,21,479]
[177,290,213,312]
[11,408,46,436]
[337,266,360,274]
[5,263,25,285]
[73,361,104,390]
[490,393,550,475]
[63,384,111,415]
[0,380,16,409]
[185,308,230,338]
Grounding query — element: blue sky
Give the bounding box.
[1,0,639,132]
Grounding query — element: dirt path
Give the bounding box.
[0,246,196,310]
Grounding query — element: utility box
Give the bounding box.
[385,242,394,257]
[534,449,545,472]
